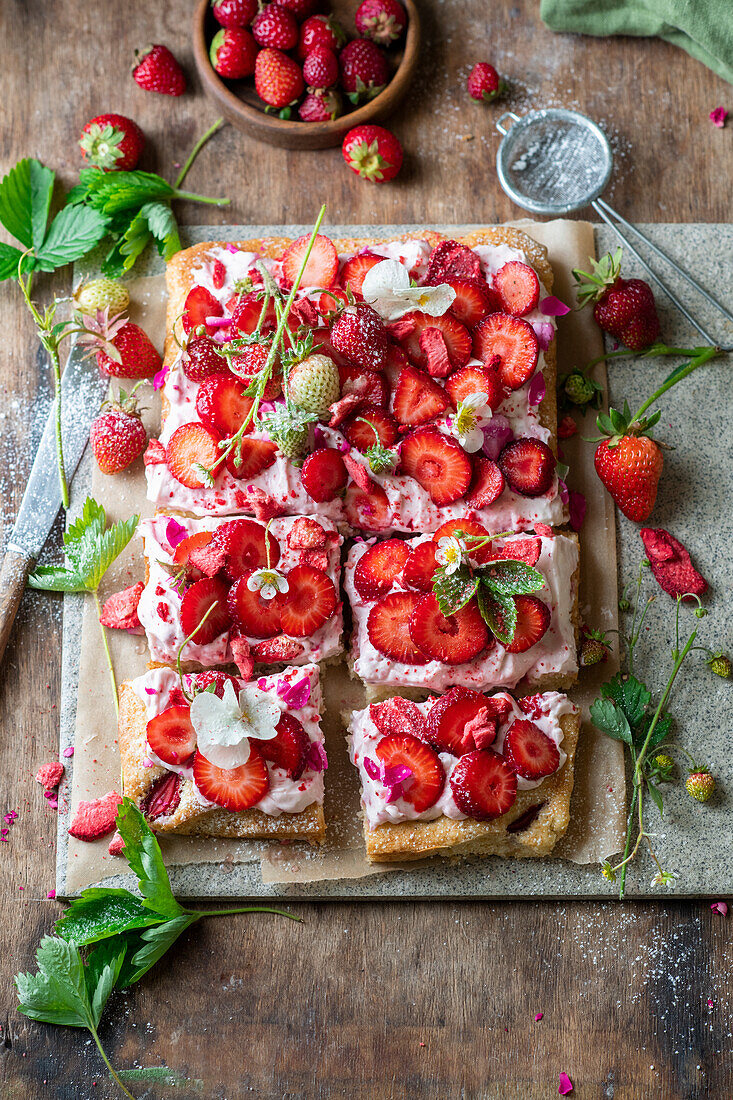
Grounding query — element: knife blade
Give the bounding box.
[0,339,108,659]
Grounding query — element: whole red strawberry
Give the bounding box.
[299,89,343,121]
[595,433,663,522]
[355,0,407,45]
[210,27,258,78]
[255,47,305,108]
[297,14,346,59]
[302,46,338,89]
[339,38,389,102]
[467,62,506,102]
[90,393,148,474]
[132,44,186,96]
[252,4,299,49]
[573,249,661,350]
[330,302,389,371]
[79,114,144,172]
[342,124,403,182]
[212,0,258,27]
[79,311,163,380]
[277,0,318,19]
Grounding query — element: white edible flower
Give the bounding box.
[435,536,466,575]
[650,869,679,890]
[361,258,455,321]
[247,567,289,601]
[191,680,280,770]
[450,391,493,453]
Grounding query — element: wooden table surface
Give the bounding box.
[2,1,731,1097]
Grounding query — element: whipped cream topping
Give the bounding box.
[137,513,343,667]
[146,237,564,532]
[344,530,579,691]
[348,690,578,830]
[131,663,325,817]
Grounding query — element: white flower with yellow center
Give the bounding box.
[247,567,289,601]
[361,258,455,321]
[191,680,280,769]
[451,391,493,453]
[435,536,466,575]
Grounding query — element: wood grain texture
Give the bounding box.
[1,0,732,1097]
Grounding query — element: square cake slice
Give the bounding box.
[344,527,579,694]
[137,513,343,671]
[347,689,580,862]
[119,663,326,840]
[146,228,567,535]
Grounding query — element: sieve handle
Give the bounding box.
[495,112,520,136]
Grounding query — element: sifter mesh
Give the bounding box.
[496,109,613,215]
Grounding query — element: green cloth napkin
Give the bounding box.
[540,0,733,85]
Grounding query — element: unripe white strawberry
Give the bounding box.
[74,277,130,315]
[287,354,340,416]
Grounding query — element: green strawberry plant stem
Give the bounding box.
[174,118,225,190]
[628,343,721,426]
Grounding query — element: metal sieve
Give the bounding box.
[495,108,733,350]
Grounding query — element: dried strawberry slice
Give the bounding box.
[425,240,482,283]
[141,772,183,822]
[370,697,426,740]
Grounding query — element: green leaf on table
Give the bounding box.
[85,170,175,217]
[101,211,151,278]
[477,585,516,646]
[56,888,168,946]
[15,936,93,1029]
[116,1067,203,1089]
[33,205,109,272]
[600,673,650,729]
[0,242,31,281]
[29,160,55,252]
[28,498,138,594]
[84,939,126,1027]
[646,780,664,816]
[433,565,478,616]
[480,559,545,597]
[116,799,184,919]
[141,200,181,261]
[0,158,35,248]
[119,915,198,988]
[589,697,633,745]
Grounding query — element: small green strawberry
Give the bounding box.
[686,771,715,803]
[561,368,602,410]
[579,627,611,667]
[261,406,314,461]
[707,653,732,679]
[287,353,340,417]
[73,277,130,316]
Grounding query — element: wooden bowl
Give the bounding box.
[192,0,420,150]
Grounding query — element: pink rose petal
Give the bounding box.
[166,519,188,550]
[305,741,328,773]
[539,296,571,317]
[710,107,728,128]
[527,371,545,407]
[534,1012,543,1021]
[144,687,157,695]
[206,316,232,329]
[62,747,74,758]
[558,478,570,505]
[277,676,311,709]
[482,416,514,460]
[152,364,169,391]
[363,757,381,782]
[225,243,239,253]
[47,890,56,899]
[257,678,271,690]
[211,329,229,344]
[569,490,586,531]
[532,320,555,351]
[314,424,326,447]
[711,901,728,915]
[559,1072,573,1095]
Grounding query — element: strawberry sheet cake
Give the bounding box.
[344,528,579,693]
[347,690,580,861]
[137,513,343,671]
[145,229,568,535]
[118,663,327,841]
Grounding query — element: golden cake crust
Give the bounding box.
[362,709,580,863]
[118,681,326,842]
[162,228,558,449]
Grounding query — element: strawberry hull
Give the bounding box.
[137,514,343,669]
[344,530,579,693]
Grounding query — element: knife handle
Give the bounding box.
[0,546,34,664]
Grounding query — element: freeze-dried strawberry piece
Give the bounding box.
[68,792,123,841]
[640,527,708,600]
[187,540,228,578]
[99,582,145,633]
[419,326,452,378]
[425,240,482,283]
[108,831,126,857]
[386,317,416,341]
[370,697,426,740]
[230,634,255,679]
[251,635,305,662]
[329,392,364,427]
[287,517,328,550]
[491,536,542,567]
[35,762,64,791]
[299,549,330,570]
[343,453,372,492]
[245,487,283,521]
[143,438,166,465]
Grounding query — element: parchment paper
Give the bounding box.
[61,220,626,896]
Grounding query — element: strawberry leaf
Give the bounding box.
[28,497,138,594]
[140,200,181,263]
[477,586,516,645]
[433,565,478,616]
[0,242,30,281]
[480,560,545,597]
[118,915,198,988]
[83,169,175,216]
[589,697,633,745]
[29,160,55,252]
[115,799,184,920]
[0,158,35,248]
[33,204,109,272]
[600,673,650,729]
[56,889,168,946]
[84,939,127,1028]
[15,936,94,1030]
